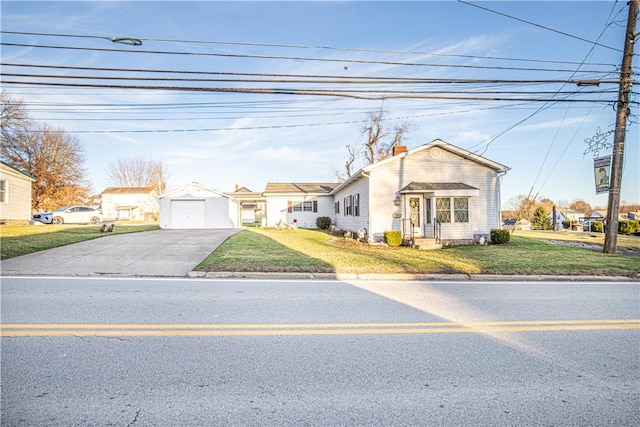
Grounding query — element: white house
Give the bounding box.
[101,187,159,221]
[330,140,509,244]
[263,182,338,229]
[261,139,510,245]
[0,161,37,223]
[159,182,240,229]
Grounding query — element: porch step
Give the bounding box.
[412,238,442,250]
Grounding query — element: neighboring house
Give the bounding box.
[159,182,240,229]
[582,209,631,231]
[101,187,159,221]
[263,182,339,229]
[261,139,509,245]
[0,161,37,223]
[550,208,582,230]
[503,218,531,231]
[227,186,266,225]
[626,211,640,221]
[583,210,606,230]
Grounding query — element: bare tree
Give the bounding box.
[333,145,357,181]
[1,91,32,148]
[504,194,538,222]
[107,155,170,194]
[2,121,91,211]
[361,105,413,165]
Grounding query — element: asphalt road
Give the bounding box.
[1,277,639,426]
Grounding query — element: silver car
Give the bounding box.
[33,206,103,225]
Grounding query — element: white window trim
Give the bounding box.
[0,179,8,204]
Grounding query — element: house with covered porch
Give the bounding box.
[263,139,509,246]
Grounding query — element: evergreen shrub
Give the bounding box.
[315,216,332,230]
[383,231,402,247]
[490,228,511,244]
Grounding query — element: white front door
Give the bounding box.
[405,195,423,237]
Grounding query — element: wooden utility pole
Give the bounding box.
[604,0,638,254]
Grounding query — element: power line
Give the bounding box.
[1,80,623,103]
[0,30,618,67]
[457,0,623,52]
[0,42,618,74]
[1,62,622,85]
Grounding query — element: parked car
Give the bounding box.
[33,206,103,225]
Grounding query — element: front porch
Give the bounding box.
[398,182,480,248]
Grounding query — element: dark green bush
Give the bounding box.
[383,230,402,247]
[490,228,511,244]
[315,216,332,230]
[619,220,639,235]
[562,220,571,229]
[591,221,603,233]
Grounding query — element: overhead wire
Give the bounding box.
[0,29,619,67]
[0,42,618,74]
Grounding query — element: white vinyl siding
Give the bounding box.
[264,195,334,228]
[159,183,240,229]
[0,164,35,221]
[366,145,501,240]
[332,176,369,233]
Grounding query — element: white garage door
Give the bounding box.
[170,200,206,229]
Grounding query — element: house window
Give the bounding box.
[288,200,318,213]
[454,198,469,223]
[335,201,340,214]
[354,194,360,217]
[344,196,351,216]
[0,180,6,203]
[435,198,451,223]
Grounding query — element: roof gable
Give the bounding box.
[159,182,237,201]
[331,139,509,195]
[363,139,509,173]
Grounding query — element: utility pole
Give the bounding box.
[604,0,638,254]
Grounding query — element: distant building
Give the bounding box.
[100,187,159,221]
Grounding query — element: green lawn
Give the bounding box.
[0,223,159,259]
[2,224,638,277]
[195,228,640,277]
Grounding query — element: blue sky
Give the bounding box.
[2,1,638,208]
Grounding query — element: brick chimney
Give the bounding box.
[392,145,407,156]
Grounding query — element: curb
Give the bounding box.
[187,271,639,282]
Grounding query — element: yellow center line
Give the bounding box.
[1,319,638,337]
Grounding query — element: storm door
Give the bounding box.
[405,195,423,237]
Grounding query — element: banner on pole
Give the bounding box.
[594,155,611,194]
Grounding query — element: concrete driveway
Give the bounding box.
[1,229,239,277]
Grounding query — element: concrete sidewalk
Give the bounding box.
[1,229,239,277]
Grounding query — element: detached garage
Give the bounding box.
[159,182,240,229]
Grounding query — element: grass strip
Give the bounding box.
[196,228,640,277]
[0,224,159,259]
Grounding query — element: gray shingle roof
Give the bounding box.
[399,182,478,192]
[263,182,339,194]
